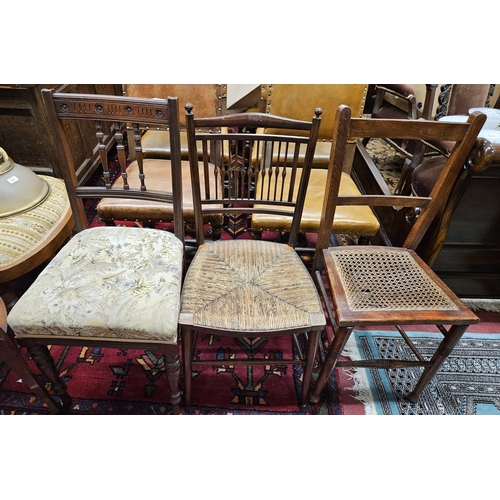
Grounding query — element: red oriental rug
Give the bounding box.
[0,329,351,415]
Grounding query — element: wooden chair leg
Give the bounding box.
[20,339,73,410]
[0,330,62,414]
[394,158,414,195]
[408,324,469,403]
[163,347,182,415]
[182,328,194,406]
[309,326,353,404]
[211,223,222,240]
[300,330,319,406]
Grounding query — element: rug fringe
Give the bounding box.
[342,336,377,415]
[462,298,500,313]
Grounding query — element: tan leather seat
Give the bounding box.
[260,84,368,167]
[252,169,380,235]
[97,159,222,226]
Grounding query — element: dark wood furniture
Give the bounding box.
[429,145,500,298]
[97,84,228,230]
[1,297,61,413]
[309,105,484,404]
[0,84,121,183]
[6,91,186,414]
[179,105,325,407]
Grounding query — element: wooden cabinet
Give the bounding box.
[430,161,500,298]
[0,84,122,183]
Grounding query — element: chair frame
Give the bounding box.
[1,297,61,413]
[309,105,486,405]
[180,104,324,406]
[8,90,185,414]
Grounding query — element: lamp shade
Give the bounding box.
[0,147,50,218]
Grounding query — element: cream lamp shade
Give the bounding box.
[0,147,50,218]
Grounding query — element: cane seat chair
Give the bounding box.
[309,104,485,405]
[1,297,61,413]
[97,84,227,233]
[6,91,185,414]
[179,105,325,406]
[256,84,380,243]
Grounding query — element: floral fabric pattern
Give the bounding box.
[8,226,183,344]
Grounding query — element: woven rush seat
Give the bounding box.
[8,226,184,343]
[180,239,325,332]
[0,176,73,283]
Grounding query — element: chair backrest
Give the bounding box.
[185,104,322,246]
[313,105,486,270]
[260,84,367,140]
[124,84,227,125]
[41,89,184,239]
[435,84,491,119]
[371,84,438,121]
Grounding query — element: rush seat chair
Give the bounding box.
[309,104,485,405]
[6,91,185,414]
[179,104,325,407]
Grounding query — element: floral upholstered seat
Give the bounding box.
[8,226,184,344]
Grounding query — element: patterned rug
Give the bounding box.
[343,330,500,415]
[365,138,405,193]
[0,333,344,415]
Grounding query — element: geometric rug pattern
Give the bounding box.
[344,330,500,415]
[0,336,342,415]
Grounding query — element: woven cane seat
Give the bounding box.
[180,239,325,332]
[8,226,184,343]
[323,246,477,326]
